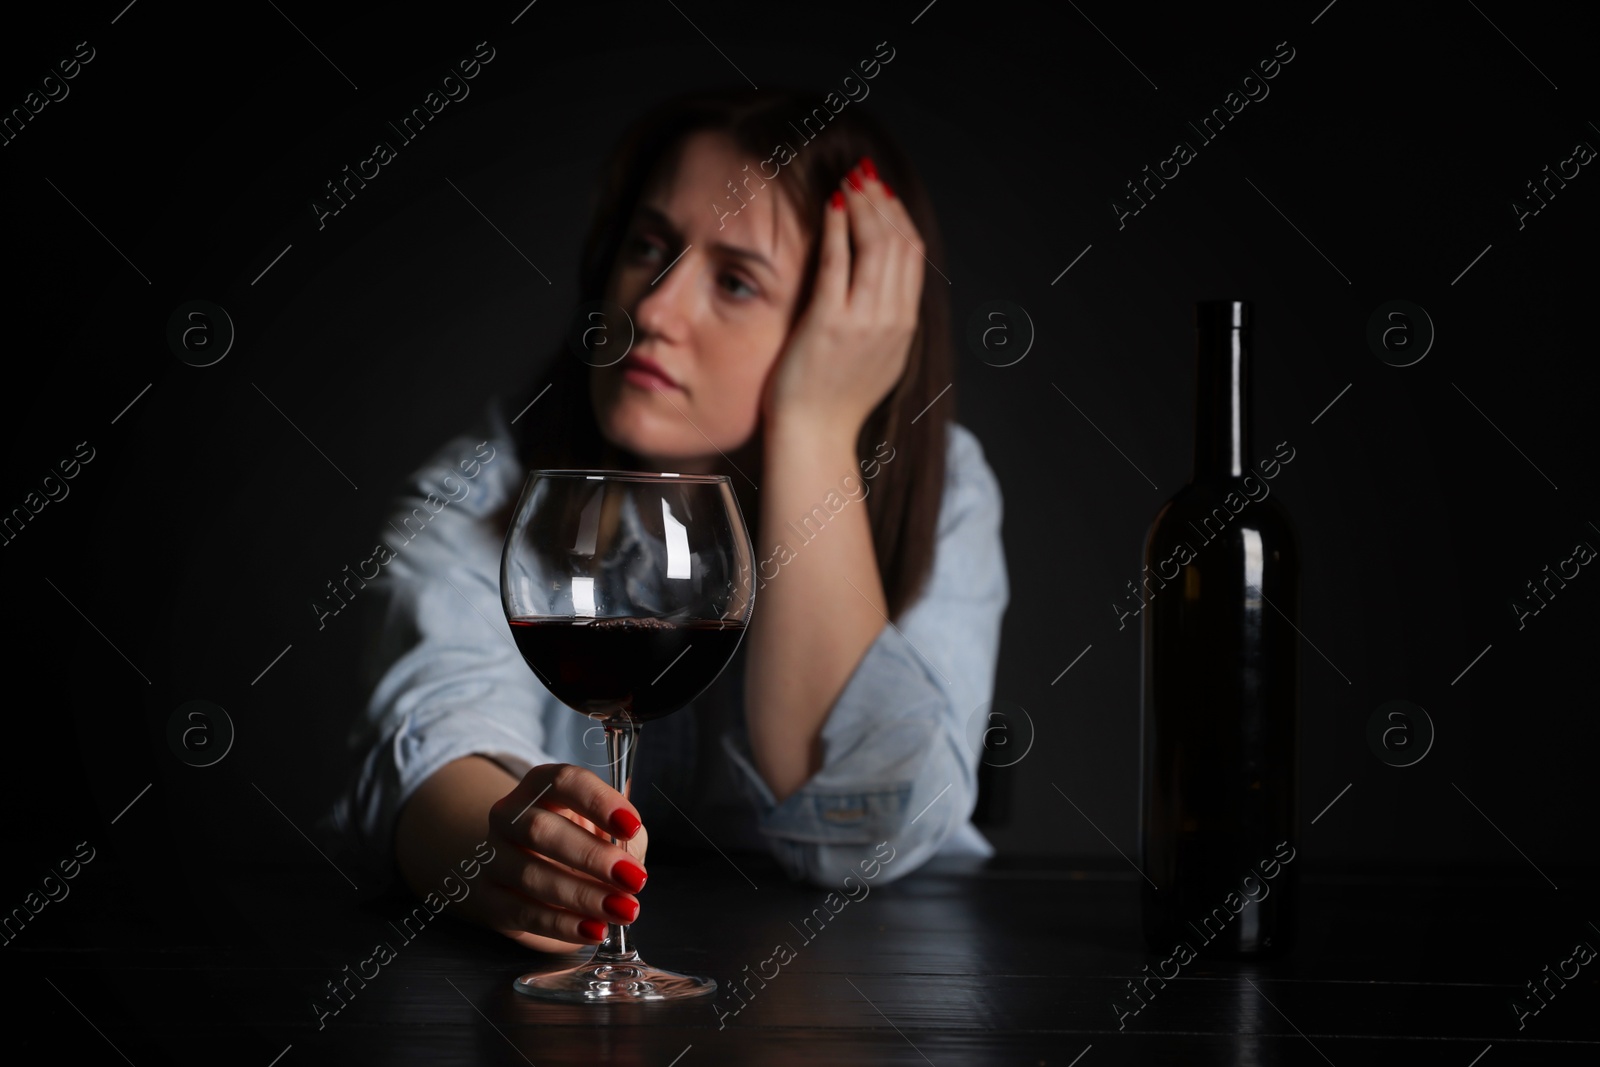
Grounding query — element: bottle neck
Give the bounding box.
[1192,324,1250,481]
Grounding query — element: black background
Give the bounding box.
[3,0,1595,939]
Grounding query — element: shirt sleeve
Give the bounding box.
[722,422,1009,886]
[326,413,555,894]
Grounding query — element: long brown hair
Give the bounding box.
[511,87,953,621]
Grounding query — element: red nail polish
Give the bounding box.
[846,168,863,192]
[829,189,845,210]
[860,157,879,181]
[611,810,641,838]
[603,894,640,924]
[578,919,607,941]
[882,180,895,199]
[612,859,648,894]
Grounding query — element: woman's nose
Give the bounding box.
[633,249,695,337]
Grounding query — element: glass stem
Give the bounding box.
[595,719,639,963]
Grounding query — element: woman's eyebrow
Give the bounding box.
[637,205,775,274]
[713,243,775,274]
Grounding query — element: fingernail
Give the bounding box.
[612,859,648,894]
[611,810,641,838]
[859,156,879,182]
[882,180,895,200]
[578,919,607,941]
[829,189,845,211]
[603,894,640,924]
[846,168,863,192]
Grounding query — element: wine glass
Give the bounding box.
[499,470,755,1002]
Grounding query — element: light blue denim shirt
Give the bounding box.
[329,398,1008,892]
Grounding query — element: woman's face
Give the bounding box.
[591,130,810,473]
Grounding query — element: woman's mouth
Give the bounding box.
[619,353,682,392]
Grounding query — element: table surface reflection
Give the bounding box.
[7,850,1597,1065]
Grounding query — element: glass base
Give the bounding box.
[512,947,716,1002]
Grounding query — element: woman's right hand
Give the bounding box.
[476,763,650,953]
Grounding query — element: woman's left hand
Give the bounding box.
[761,157,926,440]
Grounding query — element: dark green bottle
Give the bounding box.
[1138,299,1300,957]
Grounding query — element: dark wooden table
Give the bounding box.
[6,851,1597,1065]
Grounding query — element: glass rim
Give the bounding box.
[526,469,732,485]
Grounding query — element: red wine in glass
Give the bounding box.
[509,616,747,725]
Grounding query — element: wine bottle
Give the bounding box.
[1138,299,1300,957]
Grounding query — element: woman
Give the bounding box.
[331,88,1009,954]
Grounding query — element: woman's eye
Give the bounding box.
[720,273,755,298]
[630,236,662,261]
